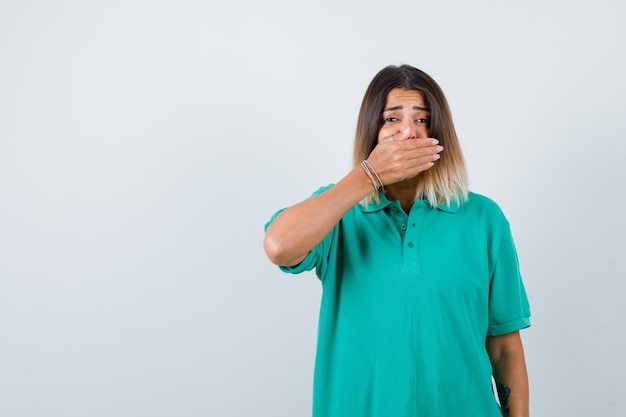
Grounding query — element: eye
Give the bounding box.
[416,118,429,124]
[384,117,398,123]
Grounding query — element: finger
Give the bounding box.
[399,142,443,158]
[400,153,442,180]
[412,138,440,147]
[416,145,443,161]
[408,151,441,166]
[395,138,439,150]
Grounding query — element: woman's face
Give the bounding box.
[378,88,430,143]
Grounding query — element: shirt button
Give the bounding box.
[407,242,414,248]
[400,224,407,231]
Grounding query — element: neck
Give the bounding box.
[385,178,419,213]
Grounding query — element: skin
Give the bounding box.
[487,331,530,417]
[264,87,529,416]
[375,89,439,212]
[264,88,441,266]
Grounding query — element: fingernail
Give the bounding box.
[434,153,441,160]
[431,139,439,145]
[437,145,444,152]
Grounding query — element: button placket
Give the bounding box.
[403,203,428,268]
[388,202,408,240]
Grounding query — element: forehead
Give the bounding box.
[384,88,427,108]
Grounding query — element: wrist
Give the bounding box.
[359,159,384,191]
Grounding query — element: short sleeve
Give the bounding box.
[264,185,337,280]
[487,214,531,336]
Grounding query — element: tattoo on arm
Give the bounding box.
[496,382,511,416]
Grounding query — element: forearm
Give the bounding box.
[264,166,374,266]
[264,135,443,267]
[487,332,529,417]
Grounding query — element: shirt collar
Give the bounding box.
[360,192,461,213]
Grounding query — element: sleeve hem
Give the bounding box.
[487,317,531,336]
[278,251,317,274]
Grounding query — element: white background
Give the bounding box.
[1,1,624,416]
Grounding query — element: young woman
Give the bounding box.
[264,64,530,417]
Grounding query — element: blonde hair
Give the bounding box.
[353,65,468,208]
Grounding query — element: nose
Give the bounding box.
[400,117,428,139]
[400,120,421,139]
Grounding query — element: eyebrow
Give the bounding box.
[383,105,430,112]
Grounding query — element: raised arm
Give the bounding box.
[263,166,373,266]
[263,134,442,266]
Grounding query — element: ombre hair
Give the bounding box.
[353,65,468,208]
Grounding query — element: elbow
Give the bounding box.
[263,233,289,266]
[263,233,305,267]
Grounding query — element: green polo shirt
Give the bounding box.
[266,185,530,417]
